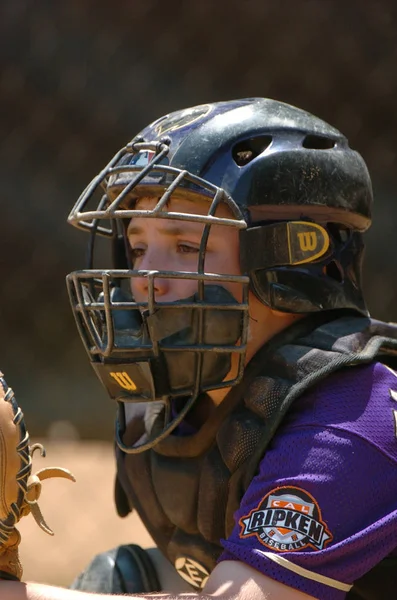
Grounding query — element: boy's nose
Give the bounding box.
[131,249,175,299]
[133,272,171,300]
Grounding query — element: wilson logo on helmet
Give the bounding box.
[287,222,330,265]
[109,372,137,391]
[297,231,317,252]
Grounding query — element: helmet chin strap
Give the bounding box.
[115,391,200,454]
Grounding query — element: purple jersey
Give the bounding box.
[219,362,397,599]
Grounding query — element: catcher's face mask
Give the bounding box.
[66,139,250,453]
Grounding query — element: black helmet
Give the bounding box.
[67,98,373,452]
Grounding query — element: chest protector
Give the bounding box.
[115,313,397,597]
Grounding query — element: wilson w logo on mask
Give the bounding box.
[109,371,137,391]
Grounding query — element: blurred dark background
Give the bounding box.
[1,0,396,439]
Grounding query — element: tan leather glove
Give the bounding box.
[0,372,75,580]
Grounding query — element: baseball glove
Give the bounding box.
[0,372,75,581]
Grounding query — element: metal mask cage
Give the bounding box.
[67,269,249,373]
[67,270,250,454]
[66,138,250,359]
[66,139,254,452]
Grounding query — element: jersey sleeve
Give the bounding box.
[219,363,397,600]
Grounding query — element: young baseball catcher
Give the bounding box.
[2,99,397,600]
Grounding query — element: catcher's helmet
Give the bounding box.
[67,98,373,452]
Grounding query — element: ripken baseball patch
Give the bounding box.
[239,486,332,552]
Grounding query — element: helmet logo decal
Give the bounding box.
[109,371,137,391]
[175,556,210,589]
[129,150,156,167]
[287,222,330,265]
[239,486,332,552]
[154,104,212,135]
[297,231,317,252]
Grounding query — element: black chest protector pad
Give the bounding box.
[115,313,397,597]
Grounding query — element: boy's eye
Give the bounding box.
[130,247,145,260]
[129,243,200,263]
[178,243,199,253]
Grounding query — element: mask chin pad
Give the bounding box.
[94,284,244,399]
[147,285,243,392]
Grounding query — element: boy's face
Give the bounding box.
[127,195,243,304]
[126,194,301,369]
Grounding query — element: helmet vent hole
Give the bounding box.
[303,135,335,150]
[232,135,272,166]
[325,261,344,283]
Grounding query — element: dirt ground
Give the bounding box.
[19,441,153,587]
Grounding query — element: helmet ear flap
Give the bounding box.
[246,229,368,315]
[249,268,327,313]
